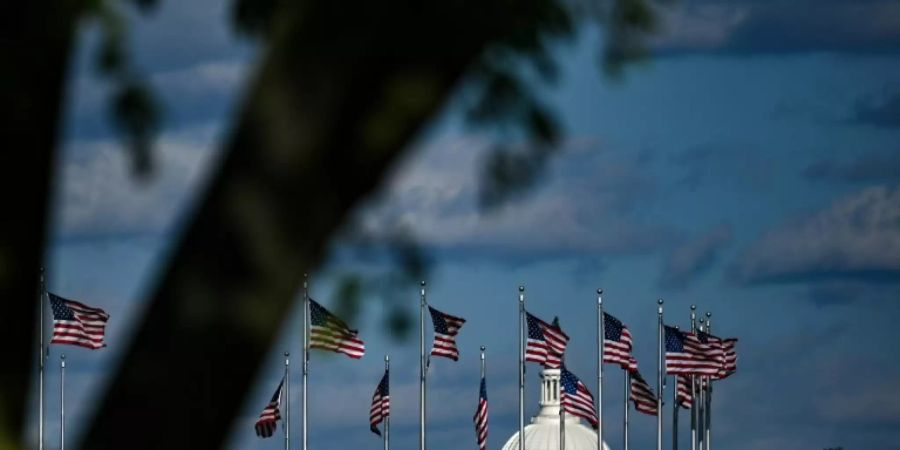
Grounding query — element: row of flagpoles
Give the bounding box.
[251,280,737,450]
[34,270,737,450]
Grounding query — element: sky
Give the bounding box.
[31,1,900,449]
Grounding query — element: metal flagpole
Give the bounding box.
[419,280,427,450]
[597,289,604,450]
[38,267,45,450]
[559,395,565,450]
[690,306,697,450]
[284,352,290,450]
[60,354,65,450]
[672,376,678,450]
[518,286,525,450]
[302,274,309,450]
[385,355,390,450]
[704,313,712,450]
[623,371,629,450]
[656,299,664,450]
[696,318,705,450]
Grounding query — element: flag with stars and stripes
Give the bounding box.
[428,306,466,361]
[718,337,738,379]
[525,312,569,368]
[255,378,284,438]
[630,370,658,416]
[602,312,637,371]
[560,366,598,428]
[309,299,365,359]
[369,369,390,436]
[676,375,693,409]
[473,376,488,450]
[49,293,109,350]
[665,326,719,375]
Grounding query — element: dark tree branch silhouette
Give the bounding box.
[0,0,662,447]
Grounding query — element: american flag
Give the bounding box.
[525,312,569,368]
[49,293,109,349]
[602,312,637,371]
[629,370,658,416]
[309,299,365,359]
[369,369,390,436]
[428,306,466,361]
[473,376,488,450]
[560,366,598,428]
[255,378,284,438]
[703,333,738,380]
[664,326,719,375]
[718,337,738,379]
[676,375,692,409]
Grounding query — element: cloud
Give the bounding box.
[659,223,732,289]
[653,0,900,55]
[64,58,250,139]
[730,185,900,284]
[353,135,676,262]
[851,91,900,128]
[804,150,900,184]
[52,124,222,237]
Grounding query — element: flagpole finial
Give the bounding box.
[420,280,426,287]
[690,304,696,311]
[518,285,524,292]
[597,288,603,295]
[480,345,486,352]
[705,312,711,319]
[657,298,664,314]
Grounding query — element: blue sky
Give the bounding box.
[32,1,900,449]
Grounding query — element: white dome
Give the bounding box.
[501,369,611,450]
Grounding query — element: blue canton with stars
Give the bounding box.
[603,313,625,341]
[429,306,453,334]
[49,293,75,320]
[560,367,581,395]
[665,326,685,352]
[526,312,545,340]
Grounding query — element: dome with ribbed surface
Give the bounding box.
[500,369,611,450]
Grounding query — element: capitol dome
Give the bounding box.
[501,369,611,450]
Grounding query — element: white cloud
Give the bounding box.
[660,223,732,288]
[731,185,900,284]
[52,123,223,237]
[355,135,673,259]
[651,3,751,50]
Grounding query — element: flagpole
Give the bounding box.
[596,289,604,450]
[704,313,712,450]
[696,318,705,450]
[284,352,290,450]
[59,354,65,450]
[559,394,565,450]
[623,371,629,450]
[419,280,427,450]
[656,298,664,450]
[385,355,390,450]
[672,376,678,450]
[38,267,45,450]
[518,285,525,450]
[302,274,309,450]
[689,306,697,450]
[480,344,486,384]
